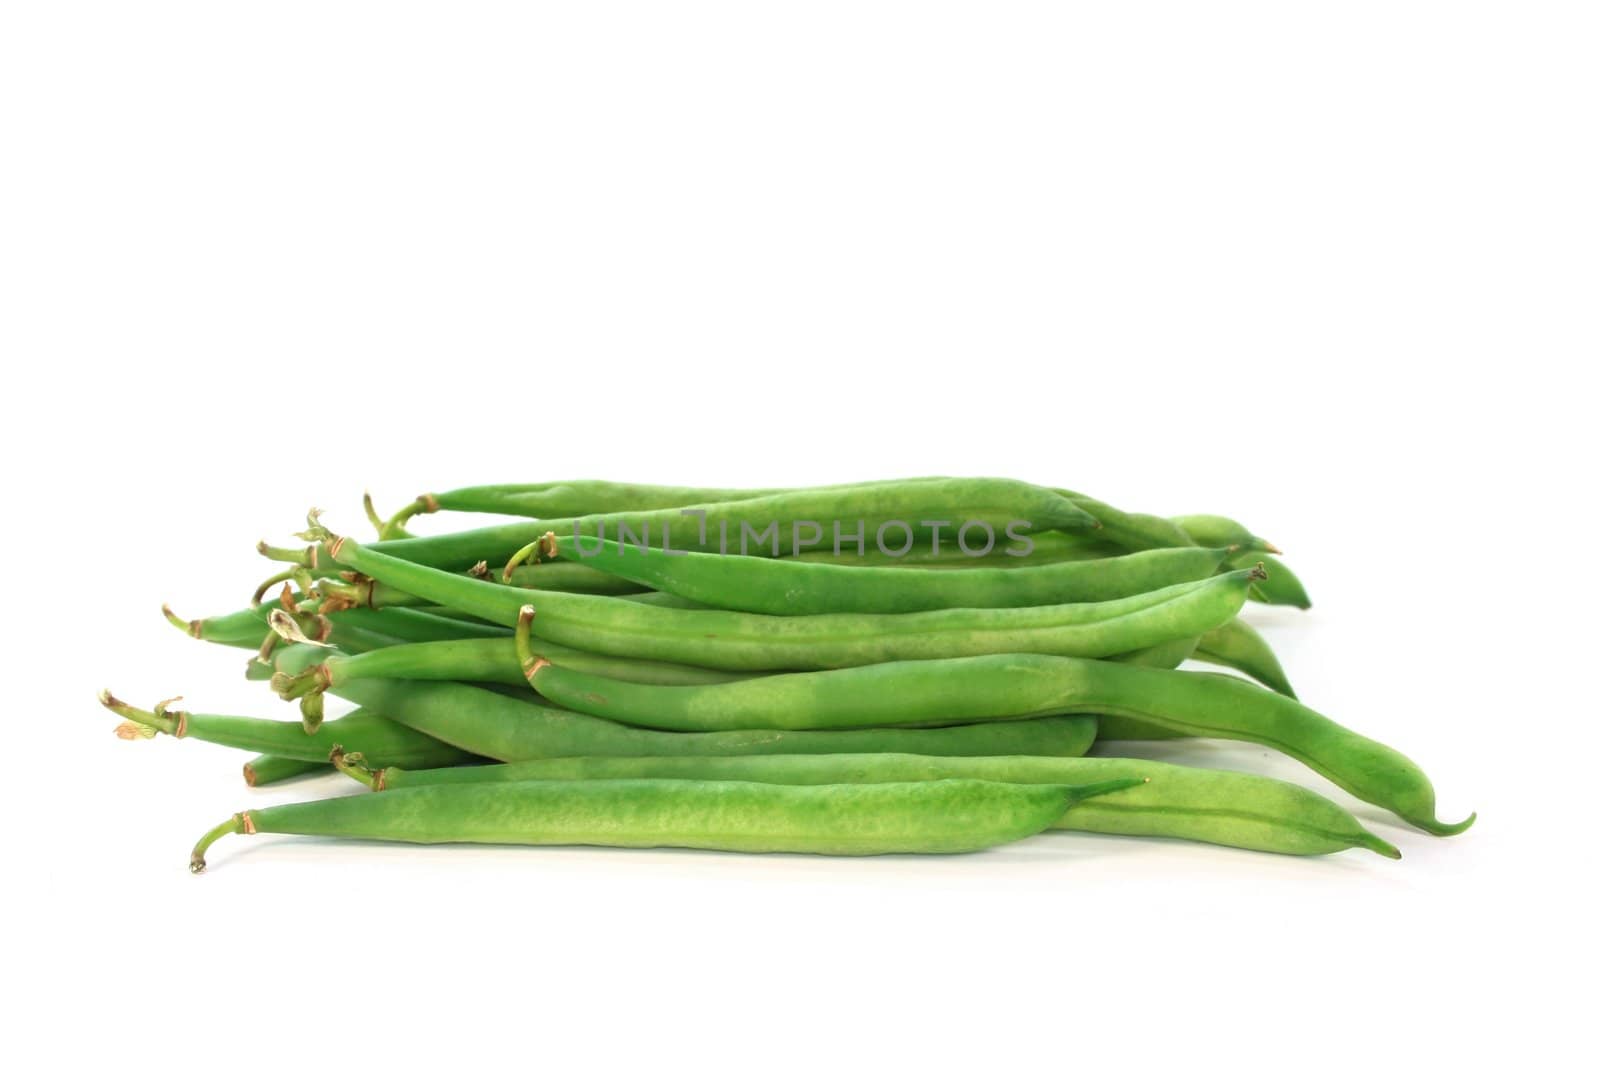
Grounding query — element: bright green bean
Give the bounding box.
[367,752,1398,859]
[263,641,1103,763]
[364,478,1098,571]
[100,693,472,770]
[189,776,1136,871]
[312,514,1257,671]
[275,636,766,703]
[521,652,1472,835]
[552,535,1229,615]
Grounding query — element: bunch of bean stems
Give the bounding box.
[103,476,1469,872]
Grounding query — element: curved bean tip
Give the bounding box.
[1259,540,1282,555]
[1423,811,1476,837]
[188,856,206,874]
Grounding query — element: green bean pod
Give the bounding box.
[1056,491,1197,551]
[288,666,1103,764]
[379,477,959,533]
[1194,618,1296,697]
[100,693,472,770]
[788,530,1123,568]
[366,478,1098,571]
[368,752,1398,859]
[315,516,1257,670]
[1171,514,1278,554]
[165,601,508,655]
[189,776,1137,870]
[521,652,1472,835]
[553,535,1229,615]
[279,636,766,701]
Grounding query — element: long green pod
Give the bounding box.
[243,754,331,787]
[1194,618,1297,697]
[365,478,1098,570]
[369,753,1398,859]
[552,535,1229,615]
[189,777,1126,870]
[788,530,1123,568]
[279,636,766,700]
[313,516,1257,670]
[365,562,647,606]
[164,602,508,654]
[379,477,957,533]
[1172,514,1279,554]
[100,694,472,770]
[522,652,1472,835]
[288,668,1102,764]
[1056,491,1198,551]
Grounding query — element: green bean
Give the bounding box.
[377,477,957,534]
[99,693,472,770]
[354,478,1098,571]
[360,561,646,605]
[364,752,1398,859]
[243,754,332,787]
[1194,618,1296,697]
[265,640,1102,763]
[520,652,1472,835]
[1172,514,1279,555]
[788,530,1122,567]
[188,776,1138,870]
[274,636,767,703]
[310,514,1257,671]
[1056,491,1197,551]
[165,601,508,655]
[552,535,1229,615]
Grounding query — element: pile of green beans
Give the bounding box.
[102,475,1469,873]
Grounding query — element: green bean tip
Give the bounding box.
[1361,833,1403,860]
[1419,811,1476,837]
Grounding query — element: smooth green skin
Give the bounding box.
[394,478,956,532]
[556,535,1229,615]
[526,652,1472,835]
[788,530,1122,567]
[217,778,1097,859]
[317,636,766,691]
[1096,638,1197,740]
[119,702,472,770]
[369,561,645,606]
[328,528,1255,670]
[243,754,332,787]
[1172,514,1273,553]
[381,753,1398,858]
[305,673,1102,764]
[371,478,1098,570]
[1194,618,1296,697]
[1226,548,1312,609]
[1056,491,1198,551]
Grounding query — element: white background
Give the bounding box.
[4,2,1595,1063]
